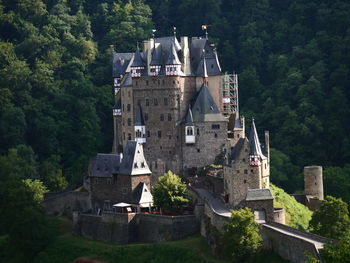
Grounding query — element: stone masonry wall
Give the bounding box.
[74,212,198,244]
[43,191,91,216]
[182,122,227,174]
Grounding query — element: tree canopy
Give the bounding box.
[222,208,262,262]
[310,196,350,240]
[152,171,190,211]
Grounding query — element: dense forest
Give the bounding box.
[0,0,349,199]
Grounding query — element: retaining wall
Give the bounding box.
[44,191,91,215]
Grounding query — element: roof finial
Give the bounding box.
[136,41,139,50]
[201,25,209,39]
[152,29,156,39]
[173,26,177,37]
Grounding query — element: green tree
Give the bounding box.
[152,171,190,211]
[0,147,57,262]
[22,178,48,203]
[223,208,262,262]
[322,239,350,263]
[310,196,350,239]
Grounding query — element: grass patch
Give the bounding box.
[33,217,289,263]
[270,184,313,231]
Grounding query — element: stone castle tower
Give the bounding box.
[112,36,231,178]
[224,118,271,207]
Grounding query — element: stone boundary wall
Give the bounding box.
[74,212,198,244]
[136,213,199,242]
[268,222,329,243]
[43,191,91,215]
[261,224,321,263]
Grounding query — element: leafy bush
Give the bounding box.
[270,184,312,230]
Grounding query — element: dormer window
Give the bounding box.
[134,162,138,168]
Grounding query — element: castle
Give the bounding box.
[47,34,329,263]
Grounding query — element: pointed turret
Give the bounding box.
[119,141,151,175]
[134,105,146,144]
[184,108,195,144]
[248,118,265,166]
[130,46,145,78]
[165,43,182,76]
[150,46,161,76]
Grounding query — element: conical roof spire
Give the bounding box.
[166,43,181,65]
[150,46,161,66]
[131,45,144,67]
[184,107,194,126]
[135,105,145,126]
[248,118,264,157]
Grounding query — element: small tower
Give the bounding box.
[130,46,145,78]
[165,43,182,76]
[184,108,195,144]
[304,166,324,200]
[150,45,161,77]
[249,118,263,167]
[134,105,146,144]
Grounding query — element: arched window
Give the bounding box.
[186,127,193,136]
[136,130,142,138]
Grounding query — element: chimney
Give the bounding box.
[264,130,270,164]
[181,36,191,75]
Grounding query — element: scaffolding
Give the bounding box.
[222,73,239,117]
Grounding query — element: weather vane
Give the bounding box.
[201,25,211,39]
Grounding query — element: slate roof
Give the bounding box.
[112,52,133,77]
[119,141,152,176]
[132,182,153,205]
[246,189,273,201]
[131,46,145,67]
[91,154,121,177]
[183,108,194,125]
[190,38,221,76]
[135,105,145,126]
[190,85,226,122]
[121,73,132,87]
[166,43,181,65]
[150,45,161,66]
[230,138,245,160]
[248,119,265,158]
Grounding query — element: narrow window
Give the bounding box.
[128,133,131,140]
[127,104,131,112]
[158,131,162,138]
[160,114,164,121]
[214,133,218,138]
[197,149,200,153]
[127,118,131,126]
[154,98,158,106]
[168,113,172,121]
[197,128,200,135]
[164,98,168,106]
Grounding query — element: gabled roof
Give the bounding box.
[131,46,145,67]
[246,189,273,201]
[190,38,221,76]
[191,85,226,122]
[119,141,152,176]
[166,43,181,65]
[112,52,134,77]
[135,105,145,126]
[91,154,121,177]
[248,119,265,158]
[132,182,153,205]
